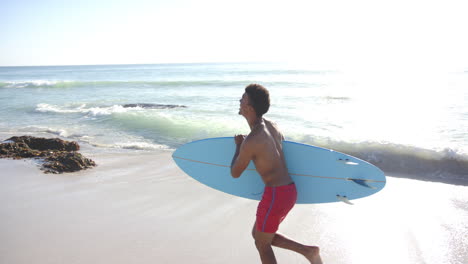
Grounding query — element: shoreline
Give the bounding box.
[2,130,467,186]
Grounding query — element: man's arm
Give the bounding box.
[231,135,252,178]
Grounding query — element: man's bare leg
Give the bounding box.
[253,229,277,264]
[272,234,322,264]
[252,224,322,264]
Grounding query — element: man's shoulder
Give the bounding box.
[245,131,262,143]
[263,118,284,139]
[263,118,276,126]
[264,118,281,131]
[245,129,268,146]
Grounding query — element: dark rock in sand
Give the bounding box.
[43,152,96,174]
[123,103,187,109]
[7,136,80,151]
[0,136,95,174]
[0,142,45,159]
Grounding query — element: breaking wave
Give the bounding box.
[35,103,186,117]
[294,136,468,186]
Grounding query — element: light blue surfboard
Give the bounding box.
[172,137,386,204]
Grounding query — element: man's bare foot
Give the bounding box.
[303,246,323,264]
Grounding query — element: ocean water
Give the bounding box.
[0,63,467,184]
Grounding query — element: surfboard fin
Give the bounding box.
[336,195,353,205]
[348,178,377,189]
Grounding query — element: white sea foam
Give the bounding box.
[35,103,130,117]
[45,128,69,137]
[86,105,128,116]
[1,80,69,88]
[114,142,169,150]
[36,103,76,114]
[19,126,94,142]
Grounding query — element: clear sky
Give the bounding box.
[1,0,467,70]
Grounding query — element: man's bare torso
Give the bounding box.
[244,118,293,187]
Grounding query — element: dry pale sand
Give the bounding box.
[1,150,467,264]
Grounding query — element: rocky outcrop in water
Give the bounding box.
[0,136,96,174]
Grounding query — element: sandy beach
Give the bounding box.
[1,145,467,264]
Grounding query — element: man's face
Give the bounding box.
[239,92,251,116]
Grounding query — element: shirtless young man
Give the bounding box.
[231,84,323,264]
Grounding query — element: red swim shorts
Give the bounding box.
[256,183,297,233]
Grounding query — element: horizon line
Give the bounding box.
[0,60,279,68]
